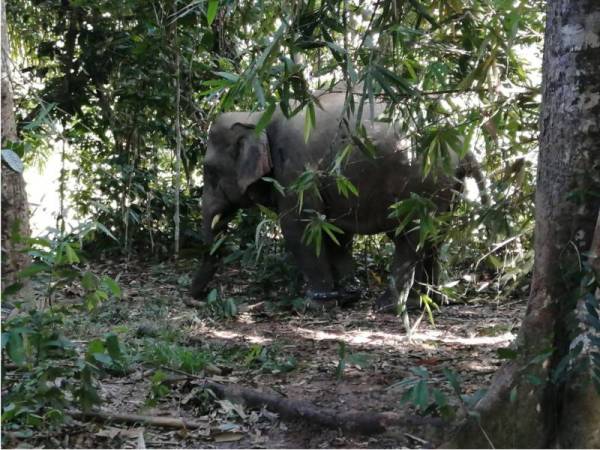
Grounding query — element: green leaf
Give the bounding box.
[252,78,266,106]
[81,272,99,291]
[2,283,23,296]
[23,102,56,131]
[526,374,543,385]
[413,379,429,409]
[443,368,461,395]
[372,70,400,102]
[151,369,168,384]
[213,71,240,83]
[94,222,119,243]
[334,144,353,171]
[420,293,438,325]
[224,297,237,317]
[530,349,554,365]
[255,102,276,135]
[210,234,226,255]
[304,102,316,143]
[497,347,518,359]
[63,244,80,264]
[346,352,371,369]
[432,388,448,408]
[84,292,101,311]
[336,175,359,198]
[322,222,344,245]
[102,276,121,298]
[17,263,50,279]
[206,0,218,26]
[104,334,123,361]
[207,288,218,302]
[407,0,438,28]
[261,177,285,196]
[87,339,105,355]
[92,352,113,365]
[2,149,24,173]
[375,65,415,95]
[509,386,518,403]
[6,330,26,365]
[313,228,322,257]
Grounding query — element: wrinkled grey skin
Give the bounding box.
[191,92,485,310]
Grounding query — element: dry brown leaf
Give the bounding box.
[96,427,122,439]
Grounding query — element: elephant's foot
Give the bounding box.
[302,289,359,310]
[336,276,361,299]
[190,262,217,299]
[304,290,339,310]
[374,289,420,314]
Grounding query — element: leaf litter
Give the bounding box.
[3,256,526,448]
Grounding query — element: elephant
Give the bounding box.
[190,92,486,311]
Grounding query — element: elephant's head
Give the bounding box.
[190,115,273,298]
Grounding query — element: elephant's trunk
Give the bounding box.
[189,204,232,299]
[190,253,217,298]
[201,210,217,248]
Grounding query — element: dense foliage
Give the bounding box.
[7,0,544,289]
[6,2,600,448]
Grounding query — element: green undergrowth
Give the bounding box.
[1,299,299,444]
[1,306,129,438]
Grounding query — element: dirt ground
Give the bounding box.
[3,257,526,449]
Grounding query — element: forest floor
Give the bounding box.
[3,256,527,449]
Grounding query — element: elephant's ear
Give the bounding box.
[232,123,272,193]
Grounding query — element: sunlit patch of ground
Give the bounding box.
[3,258,526,449]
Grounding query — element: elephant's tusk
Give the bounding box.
[211,214,222,230]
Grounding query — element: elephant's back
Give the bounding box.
[324,142,457,235]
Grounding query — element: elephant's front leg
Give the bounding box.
[279,213,338,303]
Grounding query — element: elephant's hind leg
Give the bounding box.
[413,245,439,301]
[326,232,361,304]
[375,232,420,313]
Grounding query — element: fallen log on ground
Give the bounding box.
[69,410,204,429]
[206,379,399,434]
[161,366,445,435]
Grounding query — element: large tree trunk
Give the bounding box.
[1,0,31,285]
[450,0,600,447]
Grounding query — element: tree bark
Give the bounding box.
[449,1,600,447]
[172,2,182,259]
[1,0,31,285]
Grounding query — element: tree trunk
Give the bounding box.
[172,2,182,259]
[450,1,600,447]
[1,0,31,285]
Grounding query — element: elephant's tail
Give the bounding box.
[461,152,490,207]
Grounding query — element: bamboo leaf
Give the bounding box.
[407,0,438,28]
[322,222,343,245]
[206,0,218,26]
[255,102,276,135]
[304,102,316,143]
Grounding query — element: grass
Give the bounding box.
[140,340,215,374]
